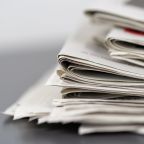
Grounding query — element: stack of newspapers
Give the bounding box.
[4,0,144,135]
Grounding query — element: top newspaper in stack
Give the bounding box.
[85,1,144,66]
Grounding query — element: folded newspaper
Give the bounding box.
[85,0,144,66]
[105,27,144,67]
[4,0,144,135]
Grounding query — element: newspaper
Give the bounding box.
[84,0,144,67]
[58,21,144,80]
[47,69,144,99]
[4,0,144,135]
[79,124,144,135]
[105,27,144,66]
[85,1,144,31]
[4,73,62,120]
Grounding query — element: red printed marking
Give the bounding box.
[125,28,144,36]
